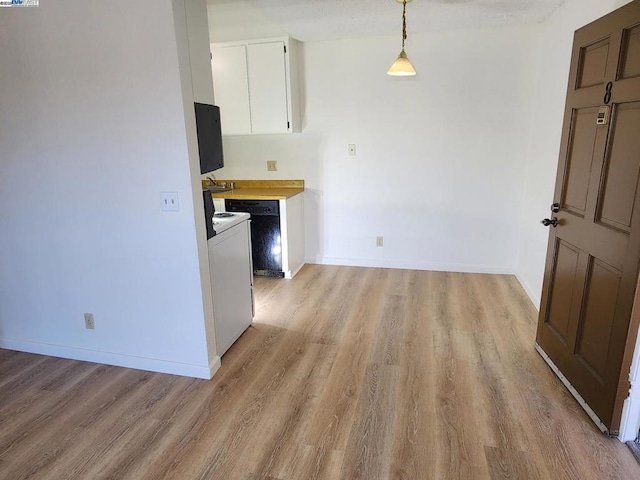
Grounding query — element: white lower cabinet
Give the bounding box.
[208,219,254,357]
[280,194,305,279]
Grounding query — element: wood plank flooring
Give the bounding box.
[1,265,639,479]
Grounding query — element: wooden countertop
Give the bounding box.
[212,188,304,200]
[202,179,304,200]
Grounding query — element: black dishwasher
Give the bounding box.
[225,199,284,277]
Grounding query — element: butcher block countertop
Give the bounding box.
[203,180,304,200]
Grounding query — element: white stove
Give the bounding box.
[207,211,254,357]
[212,212,250,235]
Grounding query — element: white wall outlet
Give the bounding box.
[376,236,384,247]
[267,160,277,172]
[348,144,356,156]
[84,313,95,330]
[160,192,180,212]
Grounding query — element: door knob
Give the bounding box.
[541,217,558,227]
[551,202,560,213]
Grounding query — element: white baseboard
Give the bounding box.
[310,255,514,275]
[285,262,305,279]
[515,272,541,310]
[0,336,216,380]
[208,355,222,378]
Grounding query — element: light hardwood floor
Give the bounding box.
[1,265,639,479]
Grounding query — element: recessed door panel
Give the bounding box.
[577,38,610,88]
[597,102,640,232]
[576,258,622,380]
[546,240,580,343]
[562,108,599,216]
[619,25,640,80]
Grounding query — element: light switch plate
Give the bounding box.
[267,160,277,172]
[160,192,180,211]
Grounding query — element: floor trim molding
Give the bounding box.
[209,355,221,378]
[515,272,541,310]
[312,256,514,275]
[0,336,214,379]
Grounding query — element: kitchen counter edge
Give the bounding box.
[211,188,304,200]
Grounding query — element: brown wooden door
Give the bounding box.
[535,0,640,434]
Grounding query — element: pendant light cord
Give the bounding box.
[402,0,407,51]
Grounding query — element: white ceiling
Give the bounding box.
[208,0,567,42]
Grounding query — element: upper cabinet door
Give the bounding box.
[246,41,289,134]
[210,37,301,136]
[211,45,252,135]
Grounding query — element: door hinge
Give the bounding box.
[210,51,212,60]
[284,45,287,53]
[287,121,290,129]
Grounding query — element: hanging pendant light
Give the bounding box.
[387,0,416,76]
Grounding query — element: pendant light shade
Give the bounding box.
[387,0,416,76]
[387,50,416,76]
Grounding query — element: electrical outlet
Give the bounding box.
[267,160,277,172]
[160,192,180,211]
[348,144,356,156]
[84,313,95,330]
[376,236,384,247]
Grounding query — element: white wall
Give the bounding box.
[207,0,636,287]
[177,0,221,373]
[515,0,634,306]
[206,0,633,293]
[0,0,218,378]
[206,0,287,41]
[211,25,539,273]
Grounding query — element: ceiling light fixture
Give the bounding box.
[387,0,416,76]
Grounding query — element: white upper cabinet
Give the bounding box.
[211,37,301,135]
[246,42,288,134]
[210,44,251,135]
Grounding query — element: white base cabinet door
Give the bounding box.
[280,194,305,279]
